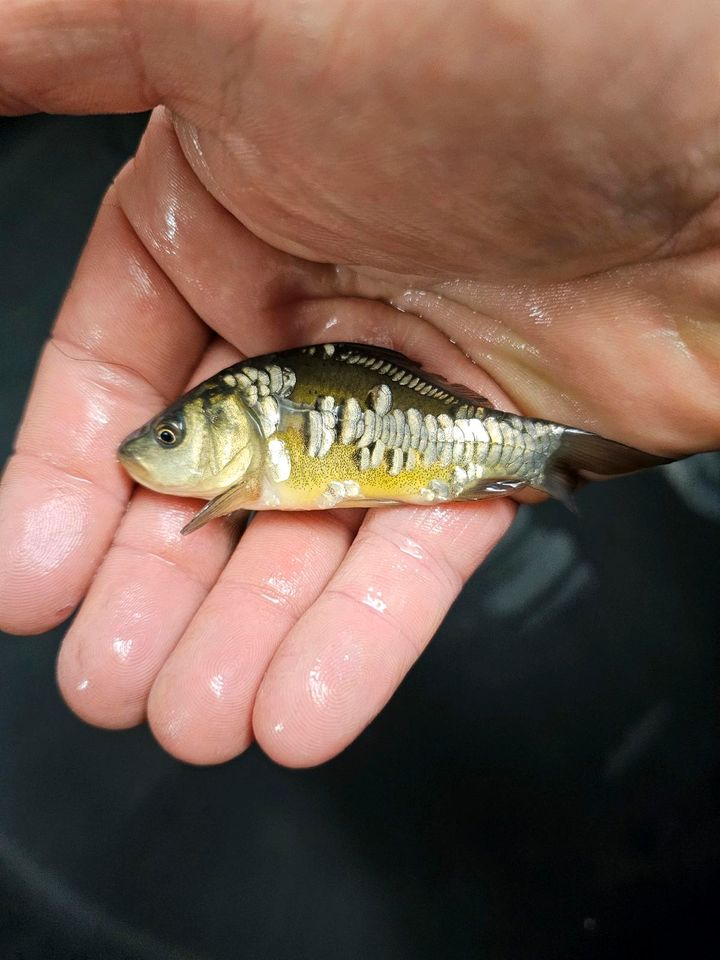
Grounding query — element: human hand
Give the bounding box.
[0,0,718,766]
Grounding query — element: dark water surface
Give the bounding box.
[1,115,719,960]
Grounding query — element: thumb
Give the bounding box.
[0,0,258,116]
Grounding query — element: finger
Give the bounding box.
[253,499,515,767]
[0,0,250,115]
[0,187,208,634]
[56,491,238,728]
[0,0,286,124]
[146,509,363,764]
[113,111,512,409]
[56,341,240,728]
[113,108,338,354]
[5,0,718,283]
[1,0,157,114]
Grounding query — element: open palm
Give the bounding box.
[1,0,718,766]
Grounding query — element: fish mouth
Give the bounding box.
[118,422,150,452]
[117,433,154,486]
[117,450,151,487]
[117,434,211,498]
[117,448,181,495]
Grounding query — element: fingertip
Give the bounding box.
[153,729,254,768]
[0,605,74,638]
[251,618,402,769]
[142,510,365,768]
[0,564,77,637]
[252,712,337,770]
[252,691,378,770]
[145,622,258,766]
[251,501,517,769]
[55,638,146,731]
[0,460,114,635]
[147,687,254,766]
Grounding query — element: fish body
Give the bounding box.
[118,342,671,533]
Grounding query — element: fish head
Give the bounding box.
[118,387,263,499]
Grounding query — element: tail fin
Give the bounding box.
[539,428,675,509]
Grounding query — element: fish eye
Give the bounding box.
[154,418,184,447]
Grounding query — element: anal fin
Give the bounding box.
[457,478,528,500]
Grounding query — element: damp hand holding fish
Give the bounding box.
[118,343,673,535]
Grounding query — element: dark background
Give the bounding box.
[1,114,719,960]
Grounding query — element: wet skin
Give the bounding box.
[0,0,718,767]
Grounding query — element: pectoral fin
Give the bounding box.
[182,483,254,535]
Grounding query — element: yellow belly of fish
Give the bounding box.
[264,426,490,509]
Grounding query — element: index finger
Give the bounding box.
[0,185,208,633]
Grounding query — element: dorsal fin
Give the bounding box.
[308,342,493,410]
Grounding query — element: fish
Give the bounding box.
[117,342,673,535]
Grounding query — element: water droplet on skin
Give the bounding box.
[128,257,154,298]
[260,592,283,606]
[70,392,114,458]
[308,660,330,707]
[362,587,387,613]
[164,200,178,244]
[526,299,552,326]
[87,401,110,428]
[640,325,693,359]
[262,573,297,606]
[267,574,294,596]
[413,505,456,538]
[398,537,424,561]
[111,636,133,662]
